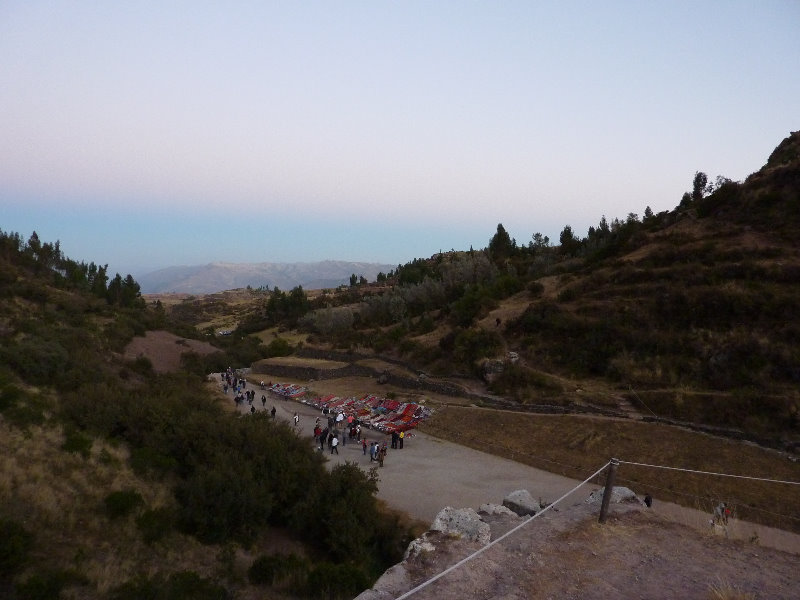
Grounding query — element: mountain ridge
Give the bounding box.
[137,259,396,294]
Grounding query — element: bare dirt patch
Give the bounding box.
[477,290,534,331]
[123,330,217,373]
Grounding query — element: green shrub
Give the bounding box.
[130,355,155,377]
[265,337,293,357]
[136,507,176,544]
[248,553,309,586]
[453,328,503,369]
[527,280,545,296]
[305,561,370,600]
[62,429,93,458]
[15,569,88,600]
[1,393,47,429]
[0,381,24,412]
[0,518,34,578]
[130,447,178,478]
[104,489,144,519]
[110,571,228,600]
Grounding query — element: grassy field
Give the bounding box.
[420,405,800,534]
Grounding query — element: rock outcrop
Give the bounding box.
[585,485,641,505]
[502,489,541,516]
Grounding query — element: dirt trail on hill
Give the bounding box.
[225,379,800,557]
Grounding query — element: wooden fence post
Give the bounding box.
[598,458,619,524]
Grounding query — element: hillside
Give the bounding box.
[0,238,415,600]
[174,132,800,446]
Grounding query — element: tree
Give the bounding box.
[692,171,709,203]
[349,273,357,287]
[531,232,550,249]
[488,223,514,264]
[559,225,581,256]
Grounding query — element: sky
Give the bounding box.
[1,1,798,278]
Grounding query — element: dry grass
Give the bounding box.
[420,405,800,534]
[253,326,310,346]
[0,423,224,596]
[254,356,347,369]
[707,577,756,600]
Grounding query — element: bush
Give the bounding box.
[0,518,34,578]
[527,280,545,296]
[15,569,88,600]
[305,561,371,600]
[110,571,229,600]
[453,328,503,369]
[130,447,178,478]
[136,507,177,544]
[62,429,93,458]
[248,553,308,587]
[104,489,144,519]
[265,337,293,357]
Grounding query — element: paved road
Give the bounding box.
[233,384,615,522]
[228,381,800,554]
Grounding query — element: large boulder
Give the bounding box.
[478,503,519,517]
[585,486,641,505]
[502,489,541,516]
[403,536,436,560]
[430,507,490,545]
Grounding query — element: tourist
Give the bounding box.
[271,406,277,419]
[378,443,386,467]
[331,434,339,455]
[399,430,405,449]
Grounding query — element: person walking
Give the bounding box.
[271,406,277,419]
[331,434,339,455]
[378,443,386,467]
[399,430,405,449]
[293,412,299,427]
[362,438,368,455]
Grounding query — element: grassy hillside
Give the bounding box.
[184,132,800,448]
[0,237,415,600]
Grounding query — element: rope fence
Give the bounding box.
[423,423,800,529]
[616,460,800,486]
[394,460,612,600]
[389,456,800,599]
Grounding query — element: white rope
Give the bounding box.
[395,460,612,600]
[617,460,800,486]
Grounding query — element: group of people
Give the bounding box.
[222,371,412,468]
[313,422,343,454]
[310,410,408,468]
[222,370,278,418]
[366,440,388,466]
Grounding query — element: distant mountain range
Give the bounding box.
[137,260,396,294]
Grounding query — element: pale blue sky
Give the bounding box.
[1,1,798,278]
